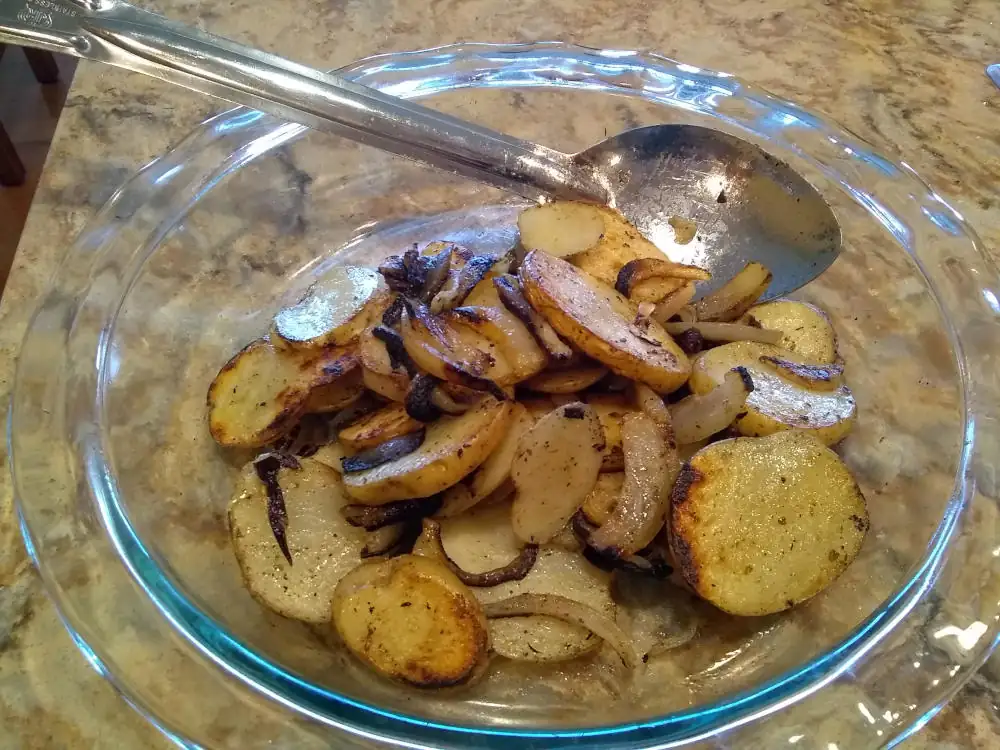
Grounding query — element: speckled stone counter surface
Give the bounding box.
[2,0,1000,747]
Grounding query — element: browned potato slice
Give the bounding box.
[690,341,856,445]
[332,554,490,687]
[401,304,514,387]
[582,472,624,525]
[584,393,634,471]
[208,338,328,447]
[511,402,604,544]
[342,397,513,504]
[520,396,557,422]
[439,502,615,662]
[272,266,390,349]
[228,458,370,624]
[519,250,691,394]
[305,351,364,413]
[449,306,548,382]
[670,432,868,616]
[741,299,837,363]
[523,364,609,394]
[338,402,423,451]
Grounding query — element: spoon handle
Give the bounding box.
[0,0,604,202]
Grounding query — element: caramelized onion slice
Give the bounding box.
[340,430,426,473]
[482,593,639,669]
[415,519,539,587]
[759,355,845,391]
[692,262,772,322]
[494,274,574,362]
[341,496,443,531]
[669,367,753,444]
[588,412,679,557]
[664,321,783,345]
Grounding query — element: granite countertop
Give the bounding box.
[2,0,1000,747]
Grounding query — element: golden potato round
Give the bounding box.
[742,299,837,363]
[670,431,869,616]
[332,555,490,688]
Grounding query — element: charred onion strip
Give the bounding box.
[572,512,673,579]
[482,593,640,669]
[253,452,301,564]
[494,274,573,362]
[416,519,539,587]
[663,321,783,345]
[404,373,442,422]
[373,325,417,375]
[673,328,705,355]
[759,355,845,391]
[670,367,753,444]
[420,245,454,302]
[340,429,426,473]
[341,496,443,531]
[430,254,496,313]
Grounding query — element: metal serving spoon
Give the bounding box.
[0,0,840,296]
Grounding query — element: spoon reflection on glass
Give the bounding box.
[0,0,841,296]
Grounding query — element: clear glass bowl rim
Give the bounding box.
[9,41,1000,749]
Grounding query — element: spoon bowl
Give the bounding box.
[575,124,841,296]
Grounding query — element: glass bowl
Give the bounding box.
[10,42,1000,749]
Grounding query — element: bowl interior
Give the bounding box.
[100,83,962,729]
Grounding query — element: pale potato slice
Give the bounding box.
[670,432,869,616]
[741,299,837,363]
[338,403,423,451]
[519,250,691,393]
[228,458,370,624]
[312,441,347,472]
[520,396,557,422]
[467,403,534,502]
[439,502,615,662]
[272,266,390,349]
[517,201,608,259]
[523,364,608,394]
[342,397,513,504]
[450,306,548,382]
[332,555,490,687]
[584,393,635,471]
[689,341,856,445]
[462,273,504,308]
[511,402,604,544]
[208,338,330,447]
[582,472,624,525]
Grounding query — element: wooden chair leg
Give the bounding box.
[23,48,59,84]
[0,120,26,187]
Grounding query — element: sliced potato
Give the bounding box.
[519,250,691,393]
[208,337,332,447]
[741,299,837,363]
[584,393,634,471]
[228,458,370,624]
[338,402,423,451]
[670,431,869,616]
[342,397,513,504]
[467,403,534,502]
[582,472,624,526]
[511,402,604,544]
[439,502,615,662]
[401,303,514,387]
[523,364,608,394]
[517,200,608,259]
[305,353,365,413]
[272,266,390,349]
[690,341,856,445]
[520,396,557,423]
[450,306,548,382]
[568,205,665,289]
[463,273,504,308]
[332,554,490,687]
[312,441,348,472]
